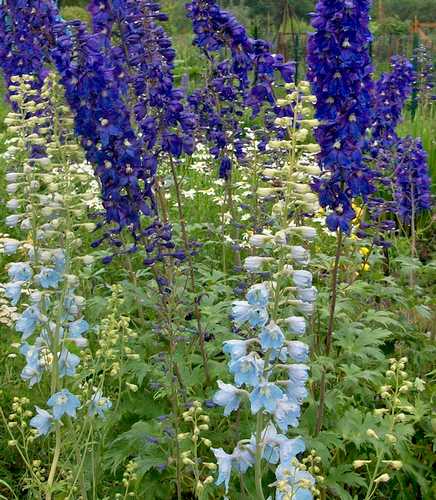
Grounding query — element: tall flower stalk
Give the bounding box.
[1,73,111,499]
[210,81,321,499]
[307,0,375,434]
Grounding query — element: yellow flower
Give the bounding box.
[359,247,370,256]
[362,263,370,272]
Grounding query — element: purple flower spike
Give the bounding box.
[307,0,375,234]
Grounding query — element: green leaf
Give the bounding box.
[136,455,167,477]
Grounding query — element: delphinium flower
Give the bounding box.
[49,18,164,259]
[210,82,322,498]
[413,44,435,106]
[393,136,432,226]
[371,56,416,152]
[1,73,111,495]
[307,0,375,234]
[186,0,295,181]
[0,0,59,97]
[89,0,196,163]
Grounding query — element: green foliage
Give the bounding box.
[60,5,90,24]
[373,17,410,36]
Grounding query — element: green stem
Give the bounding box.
[363,452,383,500]
[168,155,210,386]
[315,229,343,435]
[46,424,61,500]
[254,413,265,500]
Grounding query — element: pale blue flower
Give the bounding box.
[253,423,285,465]
[20,342,44,386]
[231,444,255,473]
[290,246,310,265]
[292,270,313,288]
[297,286,317,303]
[229,353,263,387]
[6,199,20,211]
[29,407,53,436]
[270,347,289,363]
[299,226,317,241]
[88,390,112,417]
[21,363,44,387]
[52,249,65,273]
[69,318,89,336]
[36,268,61,289]
[297,301,315,316]
[212,448,233,493]
[284,316,306,335]
[47,389,80,420]
[213,380,243,416]
[259,321,285,351]
[287,341,309,362]
[15,306,40,340]
[223,339,249,361]
[246,283,270,307]
[244,256,271,272]
[3,239,20,254]
[250,382,284,414]
[5,214,20,227]
[287,364,310,384]
[274,396,301,432]
[278,436,306,463]
[58,348,80,377]
[284,382,308,405]
[232,301,268,328]
[63,292,81,316]
[66,319,89,347]
[4,282,22,306]
[8,262,32,282]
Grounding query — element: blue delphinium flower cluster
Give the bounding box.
[48,0,198,264]
[186,0,294,92]
[186,0,295,179]
[0,0,58,96]
[50,20,161,257]
[414,44,435,104]
[1,74,111,437]
[371,56,416,152]
[393,136,432,223]
[89,0,197,160]
[211,277,316,496]
[307,0,375,234]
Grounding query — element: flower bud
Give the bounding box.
[374,473,390,483]
[353,460,372,469]
[125,383,138,392]
[382,460,402,470]
[300,143,321,153]
[366,429,378,439]
[249,234,273,248]
[385,434,397,444]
